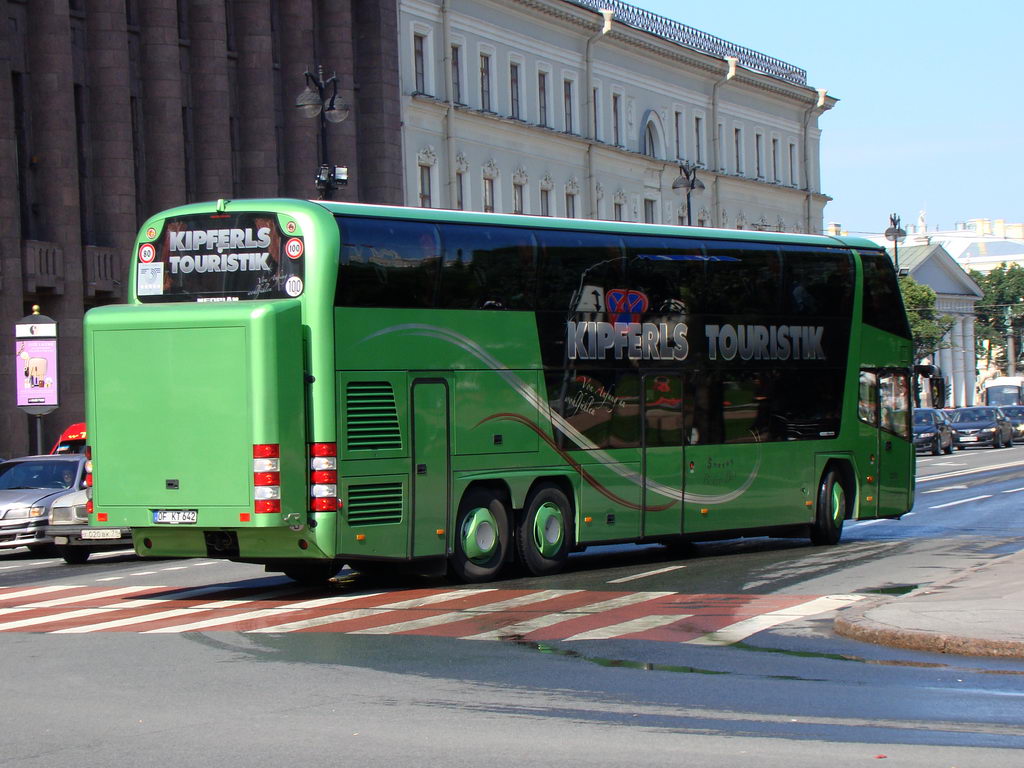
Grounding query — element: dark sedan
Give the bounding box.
[1000,406,1024,443]
[950,407,1014,449]
[912,408,954,455]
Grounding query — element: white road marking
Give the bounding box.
[246,589,495,634]
[921,484,967,494]
[930,494,992,509]
[564,614,690,641]
[348,590,582,635]
[0,585,156,617]
[686,594,865,646]
[463,592,675,640]
[1001,487,1024,494]
[608,565,687,584]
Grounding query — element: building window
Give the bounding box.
[510,62,521,119]
[419,165,432,207]
[772,137,780,182]
[614,202,623,221]
[675,111,683,159]
[565,191,576,218]
[480,53,491,112]
[644,122,657,158]
[483,177,495,212]
[755,133,764,179]
[451,45,462,103]
[734,127,743,174]
[540,188,550,216]
[612,93,621,146]
[789,142,798,186]
[694,115,703,165]
[644,199,655,223]
[513,181,525,214]
[414,34,426,93]
[592,87,599,140]
[538,71,549,127]
[563,79,574,134]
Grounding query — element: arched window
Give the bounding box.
[640,109,665,159]
[644,122,657,158]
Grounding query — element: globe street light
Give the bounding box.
[296,65,351,199]
[885,213,907,273]
[672,161,705,226]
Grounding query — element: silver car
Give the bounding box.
[0,455,87,553]
[46,488,133,563]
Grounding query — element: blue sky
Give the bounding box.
[631,1,1022,235]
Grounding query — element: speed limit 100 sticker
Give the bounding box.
[138,243,156,263]
[285,238,304,259]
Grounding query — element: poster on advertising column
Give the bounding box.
[14,316,59,414]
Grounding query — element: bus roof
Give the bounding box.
[137,197,882,253]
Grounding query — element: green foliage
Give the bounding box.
[970,264,1024,370]
[898,276,954,364]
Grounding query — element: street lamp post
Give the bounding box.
[671,161,705,226]
[884,213,907,272]
[295,65,351,199]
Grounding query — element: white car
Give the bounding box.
[0,455,87,553]
[46,488,133,564]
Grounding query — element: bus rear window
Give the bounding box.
[136,212,304,302]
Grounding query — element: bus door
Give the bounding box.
[411,378,450,558]
[641,374,684,537]
[857,369,913,518]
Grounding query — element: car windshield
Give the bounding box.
[913,411,937,426]
[0,460,79,491]
[1001,407,1024,418]
[952,408,997,422]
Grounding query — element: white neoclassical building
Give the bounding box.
[889,243,983,408]
[398,0,836,231]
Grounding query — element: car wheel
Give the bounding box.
[931,437,942,456]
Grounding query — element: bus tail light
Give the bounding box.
[309,443,339,512]
[254,444,281,514]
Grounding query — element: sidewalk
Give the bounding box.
[833,550,1024,658]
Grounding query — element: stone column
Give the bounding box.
[963,314,977,406]
[234,0,278,197]
[938,337,954,409]
[27,0,86,442]
[316,0,360,202]
[0,6,30,456]
[139,0,186,215]
[278,0,319,198]
[189,0,233,199]
[951,316,965,407]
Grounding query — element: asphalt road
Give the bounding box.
[4,445,1024,766]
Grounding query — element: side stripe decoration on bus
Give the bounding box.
[359,324,761,506]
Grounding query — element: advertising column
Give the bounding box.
[14,306,59,454]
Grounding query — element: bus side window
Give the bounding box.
[337,217,442,308]
[879,371,911,439]
[438,223,537,309]
[858,370,878,426]
[703,242,782,317]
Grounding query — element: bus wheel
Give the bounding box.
[810,468,846,546]
[516,484,572,576]
[59,547,91,564]
[282,561,341,584]
[450,488,510,583]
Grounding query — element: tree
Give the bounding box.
[899,276,954,365]
[969,264,1024,372]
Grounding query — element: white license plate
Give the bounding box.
[153,510,198,524]
[82,528,123,540]
[960,435,978,442]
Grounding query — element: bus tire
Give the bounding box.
[282,561,341,584]
[59,547,91,564]
[516,483,572,577]
[450,487,510,583]
[810,468,847,546]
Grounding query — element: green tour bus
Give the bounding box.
[84,198,914,583]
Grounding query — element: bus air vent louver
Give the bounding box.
[346,382,403,450]
[346,482,404,525]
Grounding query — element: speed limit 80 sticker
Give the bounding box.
[285,238,304,260]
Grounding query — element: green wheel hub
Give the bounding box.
[461,507,499,563]
[831,482,845,525]
[532,502,564,558]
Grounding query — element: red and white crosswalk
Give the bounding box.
[0,583,863,643]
